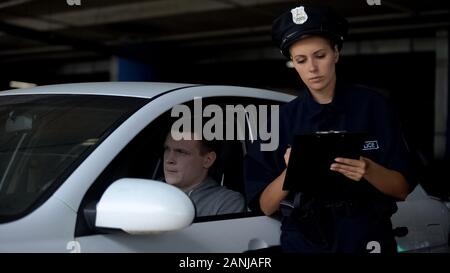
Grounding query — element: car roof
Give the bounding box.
[0,82,196,99]
[0,82,295,103]
[0,82,294,103]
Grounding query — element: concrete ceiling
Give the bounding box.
[0,0,448,65]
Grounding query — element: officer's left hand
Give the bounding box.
[330,156,369,181]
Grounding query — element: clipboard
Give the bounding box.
[282,131,367,197]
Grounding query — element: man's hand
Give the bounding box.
[330,156,369,181]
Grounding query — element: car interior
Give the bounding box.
[75,97,272,236]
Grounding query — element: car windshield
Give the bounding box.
[0,94,148,220]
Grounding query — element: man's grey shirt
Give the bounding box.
[186,177,246,217]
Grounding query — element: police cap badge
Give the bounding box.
[272,5,349,58]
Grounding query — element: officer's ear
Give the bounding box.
[334,45,340,63]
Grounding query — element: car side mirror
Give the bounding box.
[95,178,195,234]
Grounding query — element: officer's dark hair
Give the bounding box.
[321,34,343,52]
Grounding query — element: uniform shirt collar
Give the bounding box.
[304,80,346,119]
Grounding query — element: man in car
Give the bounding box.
[163,130,246,217]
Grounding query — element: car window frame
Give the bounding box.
[75,95,286,236]
[0,94,149,224]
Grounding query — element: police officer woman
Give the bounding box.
[244,5,416,253]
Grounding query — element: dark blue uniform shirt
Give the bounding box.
[244,81,416,214]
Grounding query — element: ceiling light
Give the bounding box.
[9,81,37,89]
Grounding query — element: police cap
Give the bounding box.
[272,5,349,58]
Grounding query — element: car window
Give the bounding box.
[0,94,148,222]
[76,95,286,235]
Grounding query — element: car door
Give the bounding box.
[74,95,285,252]
[392,185,450,252]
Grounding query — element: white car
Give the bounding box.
[0,82,448,253]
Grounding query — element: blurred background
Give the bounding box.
[0,0,448,162]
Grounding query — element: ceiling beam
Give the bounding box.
[0,20,118,57]
[0,0,34,9]
[106,10,449,46]
[3,0,288,31]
